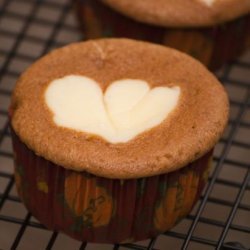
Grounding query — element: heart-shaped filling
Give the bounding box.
[45,75,180,143]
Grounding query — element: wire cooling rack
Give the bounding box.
[0,0,249,249]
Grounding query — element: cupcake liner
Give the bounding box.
[12,129,213,243]
[76,0,250,70]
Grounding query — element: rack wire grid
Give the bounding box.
[0,0,249,249]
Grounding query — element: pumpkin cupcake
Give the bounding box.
[76,0,250,70]
[10,39,229,243]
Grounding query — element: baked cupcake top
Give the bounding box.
[101,0,250,27]
[11,39,228,179]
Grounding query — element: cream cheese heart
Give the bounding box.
[45,75,180,143]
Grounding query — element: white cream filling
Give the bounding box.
[200,0,216,6]
[45,75,180,143]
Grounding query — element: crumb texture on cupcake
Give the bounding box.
[101,0,250,27]
[11,39,229,179]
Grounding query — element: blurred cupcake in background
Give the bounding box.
[76,0,250,70]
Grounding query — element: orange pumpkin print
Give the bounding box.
[65,173,114,228]
[154,167,200,232]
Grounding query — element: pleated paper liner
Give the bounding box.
[75,0,250,71]
[12,129,213,243]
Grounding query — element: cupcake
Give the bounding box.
[76,0,250,70]
[10,39,229,243]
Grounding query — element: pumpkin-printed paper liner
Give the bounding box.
[76,0,250,71]
[12,130,213,243]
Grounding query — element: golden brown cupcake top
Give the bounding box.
[101,0,250,27]
[11,39,229,179]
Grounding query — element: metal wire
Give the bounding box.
[181,77,250,249]
[0,0,249,249]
